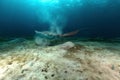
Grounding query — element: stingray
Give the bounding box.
[34,30,79,46]
[35,30,79,38]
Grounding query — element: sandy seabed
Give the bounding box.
[0,38,120,80]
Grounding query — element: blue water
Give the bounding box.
[0,0,120,38]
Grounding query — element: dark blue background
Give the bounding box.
[0,0,120,38]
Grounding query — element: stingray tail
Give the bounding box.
[60,30,79,37]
